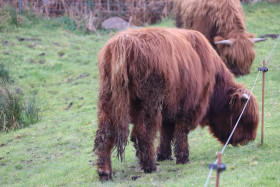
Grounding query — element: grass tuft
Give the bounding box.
[0,80,23,132]
[0,81,40,132]
[0,5,18,32]
[22,96,40,127]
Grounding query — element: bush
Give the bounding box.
[0,80,40,132]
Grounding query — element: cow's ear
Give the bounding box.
[229,94,239,110]
[241,93,249,103]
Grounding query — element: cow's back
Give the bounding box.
[102,28,229,130]
[173,0,246,45]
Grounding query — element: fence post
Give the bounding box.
[208,153,226,187]
[258,60,268,145]
[261,60,266,144]
[19,0,23,13]
[215,153,222,187]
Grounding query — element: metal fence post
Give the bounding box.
[19,0,23,13]
[258,60,268,145]
[261,60,266,144]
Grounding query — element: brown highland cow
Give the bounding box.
[93,28,259,180]
[173,0,267,76]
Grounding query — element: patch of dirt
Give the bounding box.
[28,44,36,48]
[27,59,35,64]
[64,102,73,110]
[131,176,141,181]
[20,159,33,164]
[66,73,90,83]
[39,60,45,64]
[58,52,65,57]
[167,168,179,172]
[53,42,60,46]
[26,58,45,65]
[0,162,6,167]
[16,36,42,42]
[15,134,23,139]
[2,40,14,47]
[76,73,90,79]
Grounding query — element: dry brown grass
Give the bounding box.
[0,0,172,30]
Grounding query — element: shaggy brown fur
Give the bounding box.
[173,0,256,76]
[93,28,259,180]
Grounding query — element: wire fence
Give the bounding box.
[266,36,280,70]
[204,35,280,187]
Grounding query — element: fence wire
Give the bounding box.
[204,35,280,187]
[266,36,280,69]
[204,70,261,187]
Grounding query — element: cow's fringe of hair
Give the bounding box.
[109,36,133,161]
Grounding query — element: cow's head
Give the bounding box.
[205,88,259,146]
[214,34,267,76]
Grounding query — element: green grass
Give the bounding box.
[0,2,280,186]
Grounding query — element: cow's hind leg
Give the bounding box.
[174,122,190,164]
[157,120,175,161]
[93,111,114,181]
[130,110,161,173]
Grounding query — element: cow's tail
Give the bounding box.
[110,35,132,161]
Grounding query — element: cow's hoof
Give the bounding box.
[157,154,173,161]
[176,157,189,164]
[98,169,112,181]
[143,165,157,173]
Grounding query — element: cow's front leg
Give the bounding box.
[93,111,114,181]
[174,122,190,164]
[157,120,175,161]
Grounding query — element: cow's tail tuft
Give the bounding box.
[110,34,132,161]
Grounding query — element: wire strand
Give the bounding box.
[267,62,280,70]
[204,71,261,187]
[205,35,280,187]
[265,36,280,62]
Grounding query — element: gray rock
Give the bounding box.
[101,17,130,31]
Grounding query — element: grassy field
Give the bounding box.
[0,2,280,186]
